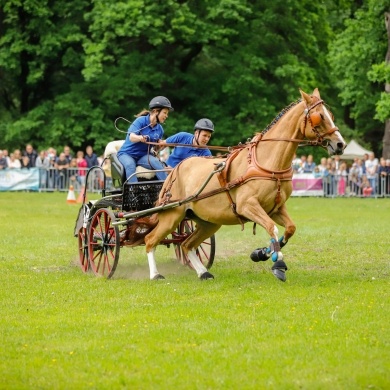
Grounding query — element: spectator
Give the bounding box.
[361,175,373,197]
[292,153,302,173]
[337,161,348,196]
[362,153,369,175]
[68,158,80,190]
[47,147,57,167]
[324,160,337,196]
[63,146,73,163]
[23,144,38,167]
[0,150,8,169]
[8,153,21,169]
[302,154,316,173]
[3,149,10,166]
[348,162,362,196]
[333,154,341,170]
[35,150,51,188]
[365,152,378,195]
[76,150,88,187]
[85,145,99,168]
[21,155,30,168]
[13,149,23,167]
[298,155,307,173]
[55,152,69,189]
[317,157,328,176]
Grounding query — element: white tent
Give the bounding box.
[340,139,372,160]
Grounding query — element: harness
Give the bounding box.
[159,96,340,228]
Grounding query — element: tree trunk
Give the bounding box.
[382,13,390,159]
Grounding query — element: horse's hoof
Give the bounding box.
[250,247,270,262]
[200,271,214,280]
[272,268,287,282]
[271,260,288,282]
[151,274,165,280]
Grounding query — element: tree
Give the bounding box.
[0,0,357,160]
[328,0,389,156]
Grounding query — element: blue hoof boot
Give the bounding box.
[250,247,270,262]
[271,260,288,282]
[152,274,165,280]
[200,271,214,280]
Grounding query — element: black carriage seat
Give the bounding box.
[110,152,126,188]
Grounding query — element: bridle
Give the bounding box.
[300,97,339,147]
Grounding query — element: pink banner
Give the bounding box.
[292,173,323,196]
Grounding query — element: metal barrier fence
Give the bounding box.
[2,167,389,197]
[322,174,390,198]
[37,167,110,192]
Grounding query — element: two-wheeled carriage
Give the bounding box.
[74,142,216,279]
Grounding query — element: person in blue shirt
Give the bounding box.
[117,96,174,182]
[159,118,214,168]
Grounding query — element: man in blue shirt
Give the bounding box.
[159,118,214,168]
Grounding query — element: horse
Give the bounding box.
[144,88,346,281]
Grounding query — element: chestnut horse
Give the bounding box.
[144,88,346,281]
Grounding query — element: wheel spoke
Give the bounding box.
[88,208,120,278]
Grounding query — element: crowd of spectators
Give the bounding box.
[1,144,390,197]
[292,152,390,197]
[0,144,105,191]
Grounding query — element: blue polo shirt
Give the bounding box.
[117,114,164,159]
[165,132,212,168]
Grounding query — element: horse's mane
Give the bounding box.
[251,98,302,140]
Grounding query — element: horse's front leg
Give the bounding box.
[237,198,288,282]
[249,204,295,281]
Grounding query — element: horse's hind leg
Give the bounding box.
[181,219,221,280]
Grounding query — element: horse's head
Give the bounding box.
[300,88,346,156]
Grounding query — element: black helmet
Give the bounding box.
[149,96,174,111]
[194,118,214,132]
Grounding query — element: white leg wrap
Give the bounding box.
[147,249,159,279]
[187,249,207,277]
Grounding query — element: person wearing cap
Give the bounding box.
[117,96,174,182]
[158,118,215,168]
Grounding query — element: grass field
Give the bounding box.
[0,192,389,389]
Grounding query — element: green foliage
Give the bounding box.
[0,0,389,157]
[0,193,389,388]
[328,0,389,149]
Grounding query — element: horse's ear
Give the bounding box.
[300,89,311,105]
[312,88,320,99]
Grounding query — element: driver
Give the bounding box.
[117,96,174,182]
[158,118,215,168]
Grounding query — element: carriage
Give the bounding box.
[74,140,216,279]
[74,88,346,282]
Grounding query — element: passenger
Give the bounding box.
[117,96,173,183]
[158,118,214,168]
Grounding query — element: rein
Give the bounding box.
[145,140,231,152]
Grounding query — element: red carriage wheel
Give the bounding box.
[88,208,120,278]
[173,219,215,269]
[78,227,90,272]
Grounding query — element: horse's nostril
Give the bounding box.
[337,142,345,150]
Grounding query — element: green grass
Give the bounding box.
[0,193,389,389]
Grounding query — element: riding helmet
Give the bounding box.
[194,118,214,132]
[149,96,174,111]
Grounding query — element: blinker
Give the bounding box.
[310,111,322,127]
